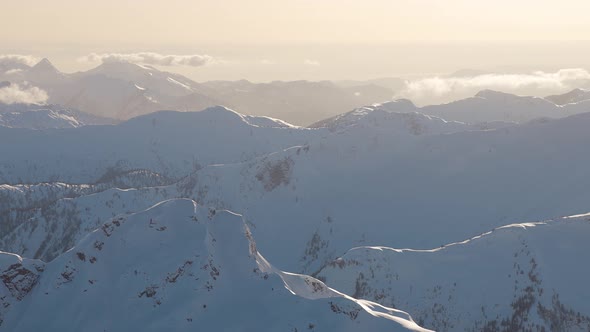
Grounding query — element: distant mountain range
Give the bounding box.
[0,58,395,125]
[2,58,590,128]
[2,59,590,331]
[312,89,590,127]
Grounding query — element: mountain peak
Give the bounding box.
[197,105,252,124]
[95,60,146,71]
[95,59,162,73]
[545,88,590,105]
[31,58,59,73]
[375,99,417,112]
[83,60,161,80]
[120,107,248,131]
[474,89,515,99]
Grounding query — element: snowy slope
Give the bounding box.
[67,64,221,119]
[62,74,166,119]
[0,251,45,325]
[309,101,513,133]
[310,100,419,130]
[4,108,590,274]
[0,170,170,212]
[0,107,324,184]
[80,61,203,97]
[0,182,95,212]
[0,185,180,261]
[420,90,590,123]
[0,199,429,332]
[1,84,590,331]
[0,105,491,261]
[316,214,590,331]
[162,110,590,275]
[0,59,220,120]
[0,105,114,129]
[0,169,177,261]
[312,90,590,128]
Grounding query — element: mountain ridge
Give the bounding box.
[0,199,430,332]
[0,58,395,125]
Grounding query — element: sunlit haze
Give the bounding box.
[2,0,590,82]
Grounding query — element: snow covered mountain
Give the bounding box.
[2,96,590,331]
[0,106,322,184]
[157,110,590,277]
[0,59,171,119]
[316,214,590,331]
[312,90,590,127]
[420,89,590,123]
[0,199,429,332]
[3,186,589,331]
[4,106,590,269]
[0,58,394,125]
[309,100,514,133]
[80,61,203,97]
[0,103,114,129]
[4,58,590,126]
[67,61,222,119]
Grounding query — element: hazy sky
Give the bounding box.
[2,0,590,81]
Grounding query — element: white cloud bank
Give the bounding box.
[0,54,41,68]
[0,83,48,104]
[80,52,214,67]
[398,69,590,105]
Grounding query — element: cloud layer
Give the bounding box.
[0,54,41,68]
[398,68,590,105]
[81,52,214,67]
[0,83,48,104]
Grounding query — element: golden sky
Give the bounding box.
[2,0,590,45]
[2,0,590,81]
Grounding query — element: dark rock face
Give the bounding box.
[1,262,43,301]
[256,157,294,192]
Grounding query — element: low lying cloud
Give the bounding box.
[0,83,48,104]
[0,54,41,68]
[303,59,320,66]
[80,52,214,67]
[4,69,23,75]
[398,68,590,105]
